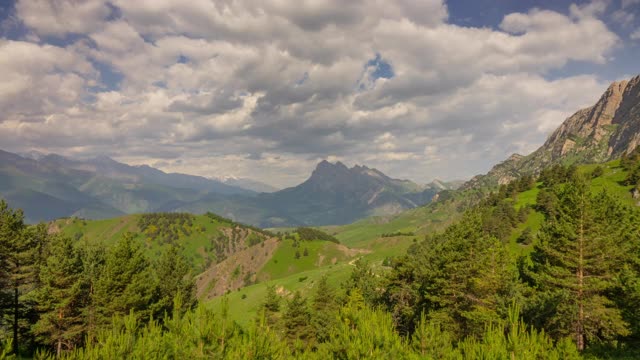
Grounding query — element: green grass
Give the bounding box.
[258,239,350,281]
[210,261,354,327]
[581,160,636,206]
[329,199,461,249]
[507,210,544,256]
[514,184,541,209]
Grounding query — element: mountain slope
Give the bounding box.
[53,212,275,274]
[211,157,640,326]
[258,161,442,224]
[465,75,640,189]
[178,161,453,227]
[0,150,253,222]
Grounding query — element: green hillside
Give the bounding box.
[54,212,273,273]
[206,156,640,327]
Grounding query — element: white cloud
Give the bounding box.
[0,1,625,186]
[0,40,96,119]
[631,28,640,40]
[16,0,111,36]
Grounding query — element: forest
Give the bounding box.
[1,154,640,359]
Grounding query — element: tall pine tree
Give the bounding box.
[526,176,637,350]
[0,201,43,355]
[32,234,85,356]
[283,291,312,347]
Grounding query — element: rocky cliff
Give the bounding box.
[464,75,640,189]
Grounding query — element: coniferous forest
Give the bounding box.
[2,155,640,359]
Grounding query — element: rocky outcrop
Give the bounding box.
[463,153,524,189]
[464,75,640,189]
[609,76,640,157]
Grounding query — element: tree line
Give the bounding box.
[0,202,195,357]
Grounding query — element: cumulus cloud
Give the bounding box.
[0,0,626,186]
[16,0,112,36]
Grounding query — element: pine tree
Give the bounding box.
[283,291,312,346]
[93,233,156,325]
[526,176,636,350]
[343,258,378,305]
[0,200,24,354]
[152,245,195,320]
[32,234,85,356]
[311,276,338,343]
[0,201,43,355]
[78,240,106,344]
[260,284,282,332]
[385,210,520,339]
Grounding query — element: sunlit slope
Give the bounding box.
[54,212,273,273]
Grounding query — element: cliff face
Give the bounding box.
[463,75,640,189]
[609,76,640,157]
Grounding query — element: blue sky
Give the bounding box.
[0,1,638,187]
[448,0,640,79]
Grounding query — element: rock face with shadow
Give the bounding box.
[464,75,640,189]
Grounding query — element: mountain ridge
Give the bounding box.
[0,150,451,226]
[0,151,253,222]
[464,74,640,189]
[174,160,456,227]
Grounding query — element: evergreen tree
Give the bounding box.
[32,234,85,356]
[283,292,312,346]
[385,210,520,339]
[343,258,378,305]
[0,200,24,354]
[78,240,106,344]
[311,276,338,343]
[152,245,195,320]
[0,201,43,355]
[262,285,280,328]
[93,233,156,325]
[526,176,637,350]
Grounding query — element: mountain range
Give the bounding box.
[7,74,640,225]
[464,75,640,189]
[0,151,452,225]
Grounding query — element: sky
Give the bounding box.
[0,0,639,188]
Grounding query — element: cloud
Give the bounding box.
[0,40,96,120]
[16,0,112,36]
[632,28,640,40]
[0,0,625,186]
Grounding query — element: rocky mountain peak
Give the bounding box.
[463,74,640,189]
[312,160,350,177]
[544,79,627,151]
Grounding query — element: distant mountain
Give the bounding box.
[214,176,279,193]
[0,150,253,222]
[257,160,446,226]
[0,150,450,226]
[464,74,640,189]
[42,155,253,196]
[176,161,455,227]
